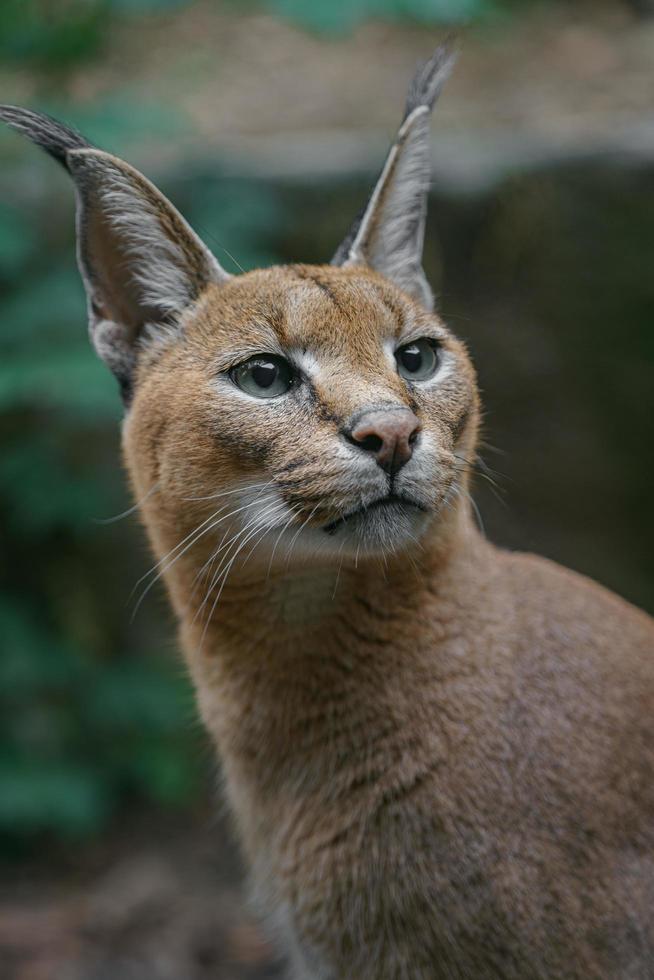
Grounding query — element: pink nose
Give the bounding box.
[346,408,422,475]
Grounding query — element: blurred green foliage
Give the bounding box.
[0,82,285,844]
[0,0,531,73]
[0,0,342,851]
[0,0,190,69]
[264,0,494,32]
[1,0,651,855]
[0,183,199,844]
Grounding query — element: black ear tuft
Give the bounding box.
[0,105,92,170]
[1,104,231,397]
[332,41,457,309]
[403,38,457,120]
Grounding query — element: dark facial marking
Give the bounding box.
[278,458,310,474]
[206,423,272,465]
[118,371,133,406]
[380,293,407,331]
[312,401,341,425]
[290,266,344,312]
[261,302,286,336]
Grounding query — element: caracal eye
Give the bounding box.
[395,338,440,382]
[230,355,295,398]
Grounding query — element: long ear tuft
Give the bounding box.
[0,105,91,168]
[0,106,230,402]
[403,40,455,120]
[332,42,456,310]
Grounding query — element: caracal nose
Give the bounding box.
[347,408,422,475]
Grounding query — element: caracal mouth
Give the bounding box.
[322,493,429,537]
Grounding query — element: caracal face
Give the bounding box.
[0,46,466,573]
[124,264,479,566]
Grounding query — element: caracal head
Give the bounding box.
[0,42,479,572]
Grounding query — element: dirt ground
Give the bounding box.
[0,806,283,980]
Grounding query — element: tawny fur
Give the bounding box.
[1,46,653,980]
[124,267,654,979]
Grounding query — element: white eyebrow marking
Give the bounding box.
[287,348,321,378]
[382,337,397,370]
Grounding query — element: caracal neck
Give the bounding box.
[179,502,485,659]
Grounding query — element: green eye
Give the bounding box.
[395,338,440,382]
[230,355,295,398]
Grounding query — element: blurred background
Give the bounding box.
[0,1,652,977]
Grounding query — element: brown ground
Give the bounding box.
[0,807,282,980]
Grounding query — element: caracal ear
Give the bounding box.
[0,107,230,400]
[332,42,456,311]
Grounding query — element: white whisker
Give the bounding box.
[284,503,321,568]
[94,481,160,524]
[332,539,347,599]
[196,500,289,646]
[266,507,301,579]
[183,479,273,503]
[131,490,278,618]
[194,498,288,624]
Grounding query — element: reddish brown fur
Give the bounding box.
[122,264,654,979]
[2,81,651,977]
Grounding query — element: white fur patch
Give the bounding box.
[287,346,322,380]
